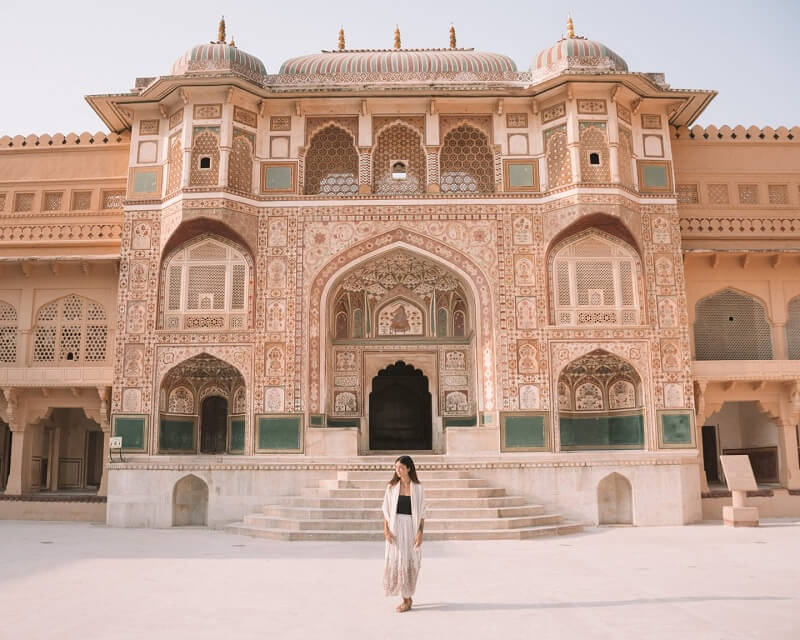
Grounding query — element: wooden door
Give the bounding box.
[201,396,228,454]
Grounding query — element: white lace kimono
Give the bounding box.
[381,481,426,597]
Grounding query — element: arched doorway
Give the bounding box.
[172,474,208,526]
[598,473,633,525]
[200,396,228,454]
[369,361,432,451]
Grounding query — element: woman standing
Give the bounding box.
[382,455,426,613]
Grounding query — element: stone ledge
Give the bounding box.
[0,494,106,503]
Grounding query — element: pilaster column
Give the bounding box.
[695,382,710,493]
[772,322,787,360]
[358,148,372,194]
[777,420,800,490]
[426,148,440,193]
[218,145,231,188]
[97,386,111,497]
[608,143,620,184]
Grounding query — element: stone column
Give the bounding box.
[5,424,30,495]
[97,386,111,497]
[48,427,61,491]
[777,419,800,490]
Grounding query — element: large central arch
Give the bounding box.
[308,228,496,417]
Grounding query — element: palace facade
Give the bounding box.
[1,18,799,530]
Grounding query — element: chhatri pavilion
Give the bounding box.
[0,17,798,535]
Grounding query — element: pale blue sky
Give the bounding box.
[1,0,797,135]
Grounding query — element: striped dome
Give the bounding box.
[533,37,627,76]
[279,49,518,76]
[171,43,267,80]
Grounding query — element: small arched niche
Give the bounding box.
[597,472,633,525]
[172,474,208,526]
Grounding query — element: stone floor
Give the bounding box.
[1,520,798,639]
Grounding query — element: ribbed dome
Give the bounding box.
[171,43,267,81]
[533,36,628,78]
[279,49,518,76]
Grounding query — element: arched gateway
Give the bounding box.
[321,247,480,453]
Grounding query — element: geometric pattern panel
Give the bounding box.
[694,289,773,360]
[32,295,107,363]
[440,125,494,193]
[304,125,359,195]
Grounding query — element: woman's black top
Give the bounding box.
[396,494,412,515]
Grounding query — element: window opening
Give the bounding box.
[391,161,408,180]
[199,156,211,169]
[589,152,600,165]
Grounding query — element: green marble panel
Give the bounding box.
[133,170,157,194]
[503,414,546,449]
[508,163,535,188]
[266,166,292,190]
[113,416,146,451]
[443,416,477,427]
[642,164,668,188]
[560,413,644,450]
[229,417,245,452]
[661,412,692,445]
[159,416,195,452]
[257,415,301,451]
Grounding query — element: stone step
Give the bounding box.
[304,487,507,499]
[275,495,529,509]
[319,478,491,489]
[225,522,584,542]
[262,504,545,520]
[337,470,474,480]
[244,513,564,531]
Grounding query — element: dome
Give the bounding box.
[171,42,267,81]
[278,48,518,79]
[532,19,627,79]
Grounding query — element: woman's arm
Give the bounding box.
[414,518,424,547]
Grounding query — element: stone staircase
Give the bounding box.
[226,470,583,541]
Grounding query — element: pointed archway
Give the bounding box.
[369,361,432,451]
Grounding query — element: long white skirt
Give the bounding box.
[383,514,421,598]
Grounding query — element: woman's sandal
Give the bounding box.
[396,599,412,613]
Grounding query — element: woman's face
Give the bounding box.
[395,461,410,480]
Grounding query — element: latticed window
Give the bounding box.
[162,237,249,330]
[304,125,359,195]
[694,289,773,360]
[440,125,495,193]
[372,124,426,194]
[551,232,641,326]
[786,297,800,359]
[32,295,107,364]
[0,301,18,363]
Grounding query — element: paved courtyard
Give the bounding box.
[1,519,798,639]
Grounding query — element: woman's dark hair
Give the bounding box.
[389,455,420,485]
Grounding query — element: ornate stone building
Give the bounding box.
[1,18,798,530]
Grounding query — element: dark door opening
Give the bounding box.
[702,425,719,484]
[369,361,432,451]
[201,396,228,454]
[85,431,103,488]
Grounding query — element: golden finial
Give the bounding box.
[394,25,401,49]
[338,26,345,51]
[449,23,456,49]
[229,35,236,47]
[566,13,575,38]
[218,15,227,44]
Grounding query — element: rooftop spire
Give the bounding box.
[394,25,401,49]
[229,35,236,47]
[218,15,227,44]
[449,23,456,49]
[566,13,575,38]
[338,26,345,51]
